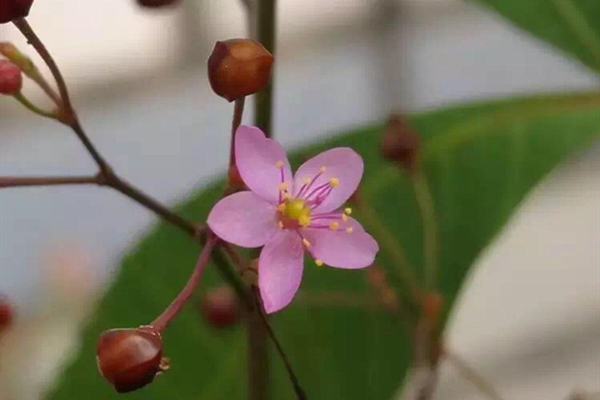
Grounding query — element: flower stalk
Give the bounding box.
[254,0,276,137]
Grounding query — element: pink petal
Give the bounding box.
[258,230,305,313]
[207,191,279,248]
[235,125,293,203]
[294,148,363,213]
[302,217,378,269]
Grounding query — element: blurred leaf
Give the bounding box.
[472,0,600,72]
[47,92,599,400]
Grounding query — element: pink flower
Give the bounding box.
[208,126,379,313]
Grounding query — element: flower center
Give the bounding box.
[278,198,312,228]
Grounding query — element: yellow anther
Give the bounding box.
[277,203,286,212]
[342,214,349,222]
[298,215,311,227]
[275,161,284,168]
[319,166,327,173]
[302,238,311,248]
[344,207,352,216]
[278,182,288,191]
[329,177,340,187]
[315,259,324,267]
[329,221,339,231]
[346,227,354,233]
[303,177,312,185]
[282,192,292,199]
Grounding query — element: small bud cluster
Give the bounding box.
[0,0,34,24]
[208,39,274,102]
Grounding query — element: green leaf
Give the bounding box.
[47,92,599,400]
[471,0,600,72]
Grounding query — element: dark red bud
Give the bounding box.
[0,0,34,24]
[201,286,240,328]
[0,296,14,334]
[136,0,180,8]
[0,60,23,95]
[96,327,167,393]
[380,115,421,173]
[208,39,274,102]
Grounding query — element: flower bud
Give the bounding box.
[0,59,23,95]
[201,286,240,328]
[0,296,14,335]
[0,0,34,24]
[136,0,180,8]
[380,115,421,173]
[96,327,167,393]
[208,39,274,102]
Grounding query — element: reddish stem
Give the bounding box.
[151,233,218,332]
[229,97,246,168]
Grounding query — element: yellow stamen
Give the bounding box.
[319,166,327,173]
[303,177,312,185]
[278,182,288,191]
[342,214,349,222]
[329,177,340,187]
[344,207,352,216]
[282,192,291,199]
[315,259,324,267]
[346,227,354,233]
[298,215,311,227]
[302,238,311,248]
[329,221,339,231]
[275,160,284,168]
[277,203,286,212]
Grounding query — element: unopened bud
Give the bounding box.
[136,0,180,8]
[380,115,421,173]
[96,327,167,393]
[0,60,23,95]
[0,296,14,335]
[0,0,34,24]
[208,39,274,102]
[201,286,240,328]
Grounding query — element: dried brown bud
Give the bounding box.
[201,286,240,328]
[96,327,167,393]
[380,115,421,173]
[208,39,274,102]
[0,0,34,24]
[136,0,180,8]
[0,59,23,95]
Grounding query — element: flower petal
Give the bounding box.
[235,125,292,203]
[294,148,363,213]
[258,230,304,313]
[207,191,279,248]
[302,217,378,269]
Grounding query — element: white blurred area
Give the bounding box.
[0,1,599,399]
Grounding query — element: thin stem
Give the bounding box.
[230,97,246,167]
[104,173,198,237]
[151,233,218,332]
[445,351,506,400]
[252,286,307,400]
[12,92,58,120]
[354,198,420,295]
[411,172,439,290]
[247,295,270,400]
[254,0,276,137]
[13,18,72,113]
[0,175,99,189]
[69,117,112,174]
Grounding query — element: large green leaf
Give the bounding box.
[47,92,599,400]
[471,0,600,72]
